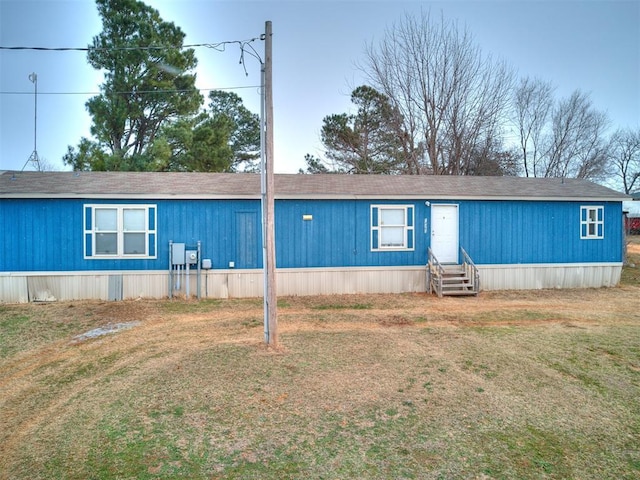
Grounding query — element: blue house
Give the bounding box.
[0,171,628,302]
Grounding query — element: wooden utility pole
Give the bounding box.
[263,20,278,346]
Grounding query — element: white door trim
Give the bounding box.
[430,204,459,263]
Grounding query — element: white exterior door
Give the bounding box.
[430,204,459,263]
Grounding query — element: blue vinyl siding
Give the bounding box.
[277,199,624,266]
[0,197,623,273]
[275,200,425,268]
[0,199,263,272]
[0,199,85,272]
[457,200,623,264]
[156,200,262,270]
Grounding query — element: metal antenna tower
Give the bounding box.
[21,72,41,171]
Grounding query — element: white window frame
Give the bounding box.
[371,204,415,251]
[580,205,604,239]
[84,204,157,259]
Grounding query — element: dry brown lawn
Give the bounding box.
[1,251,640,478]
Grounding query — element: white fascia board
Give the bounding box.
[273,194,628,202]
[1,193,629,202]
[0,193,261,200]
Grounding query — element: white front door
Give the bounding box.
[431,204,459,263]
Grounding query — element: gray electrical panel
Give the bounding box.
[171,243,185,265]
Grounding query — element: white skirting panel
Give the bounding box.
[0,267,427,302]
[201,267,427,298]
[0,263,622,303]
[0,274,112,302]
[123,271,169,299]
[199,267,428,298]
[27,275,111,301]
[0,275,29,303]
[276,267,426,296]
[477,263,622,290]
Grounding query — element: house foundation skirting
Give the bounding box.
[477,263,622,290]
[0,263,623,303]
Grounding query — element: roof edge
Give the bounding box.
[0,193,629,202]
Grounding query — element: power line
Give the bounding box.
[0,85,261,96]
[0,37,264,76]
[0,38,262,52]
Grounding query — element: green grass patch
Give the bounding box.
[622,238,640,286]
[478,424,574,478]
[0,305,102,357]
[311,303,373,310]
[468,309,558,324]
[621,262,640,286]
[160,298,224,314]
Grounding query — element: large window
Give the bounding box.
[371,205,414,251]
[84,204,157,259]
[580,206,604,239]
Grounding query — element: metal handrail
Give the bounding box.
[427,247,445,297]
[460,247,480,292]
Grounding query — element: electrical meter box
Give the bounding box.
[171,243,185,265]
[185,250,198,264]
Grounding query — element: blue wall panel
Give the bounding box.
[274,200,429,268]
[0,197,623,273]
[457,200,623,264]
[0,199,264,272]
[155,199,263,270]
[1,199,84,272]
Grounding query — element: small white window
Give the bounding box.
[371,205,414,251]
[84,204,157,259]
[95,208,118,254]
[123,208,147,255]
[580,206,604,239]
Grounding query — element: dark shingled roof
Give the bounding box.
[0,171,629,201]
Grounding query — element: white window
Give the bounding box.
[84,204,157,259]
[580,206,604,239]
[371,205,414,251]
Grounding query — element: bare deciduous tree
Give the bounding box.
[545,91,610,180]
[512,81,610,182]
[610,128,640,194]
[362,11,514,175]
[513,77,554,177]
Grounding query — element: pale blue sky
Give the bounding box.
[1,0,638,175]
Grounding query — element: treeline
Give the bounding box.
[302,12,639,194]
[62,0,260,173]
[62,2,639,194]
